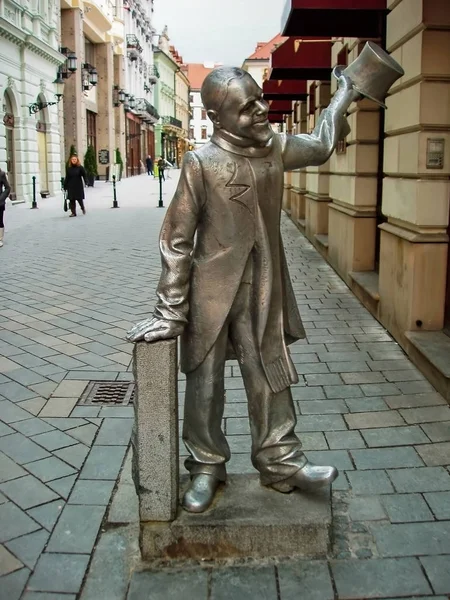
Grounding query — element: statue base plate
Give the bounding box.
[140,474,332,562]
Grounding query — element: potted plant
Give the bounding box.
[84,145,98,187]
[115,148,124,181]
[66,144,77,167]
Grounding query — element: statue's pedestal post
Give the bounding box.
[132,340,179,522]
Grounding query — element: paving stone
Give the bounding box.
[420,555,450,595]
[381,493,433,523]
[325,431,365,449]
[47,474,77,500]
[0,567,31,600]
[41,417,88,431]
[331,557,431,598]
[277,560,334,600]
[361,426,429,447]
[80,445,127,480]
[54,444,89,469]
[25,457,77,483]
[0,452,28,483]
[384,392,446,410]
[348,496,387,521]
[0,382,37,402]
[5,529,49,570]
[98,406,134,418]
[304,374,342,386]
[46,504,106,554]
[351,447,423,470]
[52,380,88,398]
[46,355,88,370]
[11,418,55,437]
[371,521,450,557]
[39,398,78,418]
[25,343,64,358]
[298,399,347,414]
[366,359,413,371]
[68,477,116,507]
[0,400,42,423]
[291,387,326,400]
[65,371,117,381]
[421,421,450,442]
[347,470,395,495]
[424,491,450,520]
[67,423,98,445]
[127,569,209,600]
[323,385,363,399]
[210,566,277,600]
[28,382,59,399]
[415,442,450,466]
[79,529,130,600]
[387,466,450,493]
[0,502,41,542]
[6,368,48,387]
[28,553,90,594]
[340,371,386,384]
[27,500,64,531]
[344,397,390,413]
[345,411,405,430]
[0,433,50,464]
[94,418,133,446]
[31,430,80,452]
[305,450,353,471]
[0,475,59,509]
[0,544,24,576]
[17,398,48,416]
[296,414,347,432]
[0,421,15,437]
[70,406,101,418]
[400,405,450,424]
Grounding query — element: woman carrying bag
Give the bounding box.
[0,167,11,247]
[64,154,87,217]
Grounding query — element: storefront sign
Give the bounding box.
[98,149,110,164]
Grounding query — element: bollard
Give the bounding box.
[158,171,164,208]
[112,174,119,208]
[31,176,38,209]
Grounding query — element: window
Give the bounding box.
[201,108,207,121]
[84,37,95,65]
[86,110,97,155]
[201,126,207,140]
[189,127,194,139]
[189,94,194,104]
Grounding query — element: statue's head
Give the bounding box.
[201,67,272,146]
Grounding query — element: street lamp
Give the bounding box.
[129,95,136,109]
[28,75,65,115]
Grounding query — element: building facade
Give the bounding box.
[274,0,450,399]
[153,28,181,162]
[241,34,285,88]
[0,0,66,202]
[173,56,189,166]
[185,63,222,149]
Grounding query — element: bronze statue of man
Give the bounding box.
[128,66,360,513]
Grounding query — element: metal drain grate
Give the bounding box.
[78,381,135,406]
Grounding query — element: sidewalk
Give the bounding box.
[1,171,449,599]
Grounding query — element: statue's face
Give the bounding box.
[217,75,272,145]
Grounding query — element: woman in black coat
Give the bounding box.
[64,155,87,217]
[0,168,11,247]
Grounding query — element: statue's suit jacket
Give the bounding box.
[154,96,346,393]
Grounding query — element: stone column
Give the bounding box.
[61,8,85,160]
[327,39,380,277]
[378,2,450,339]
[132,340,179,522]
[305,81,332,254]
[96,42,115,180]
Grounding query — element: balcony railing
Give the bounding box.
[148,65,160,81]
[163,116,182,129]
[126,34,142,52]
[135,98,160,121]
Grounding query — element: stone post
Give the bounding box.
[132,339,179,522]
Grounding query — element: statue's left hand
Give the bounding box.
[336,72,363,103]
[126,316,184,343]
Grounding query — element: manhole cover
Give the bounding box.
[78,381,135,406]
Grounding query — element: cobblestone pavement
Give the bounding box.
[1,172,450,600]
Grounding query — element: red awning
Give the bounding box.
[263,79,307,100]
[269,100,293,113]
[270,37,332,81]
[281,0,387,38]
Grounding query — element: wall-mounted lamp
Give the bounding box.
[82,63,98,91]
[113,85,126,107]
[58,47,78,79]
[29,76,65,115]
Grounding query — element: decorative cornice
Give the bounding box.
[0,18,64,65]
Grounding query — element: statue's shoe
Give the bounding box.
[269,461,338,493]
[182,474,221,513]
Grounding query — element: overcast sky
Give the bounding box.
[153,0,287,66]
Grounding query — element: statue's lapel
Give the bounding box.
[224,159,254,215]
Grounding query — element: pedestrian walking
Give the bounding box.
[157,157,172,181]
[0,167,11,247]
[145,155,153,176]
[64,154,87,217]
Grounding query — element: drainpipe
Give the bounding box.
[375,14,387,271]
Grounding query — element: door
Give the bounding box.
[37,131,49,192]
[5,127,16,200]
[444,221,450,337]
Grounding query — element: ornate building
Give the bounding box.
[185,62,222,149]
[0,0,66,202]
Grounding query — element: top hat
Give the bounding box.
[333,41,404,109]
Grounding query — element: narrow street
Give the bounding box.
[1,172,449,599]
